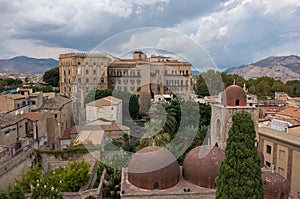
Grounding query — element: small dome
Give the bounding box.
[128,146,180,190]
[183,145,225,189]
[262,171,289,199]
[221,85,247,106]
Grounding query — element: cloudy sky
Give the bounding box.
[0,0,300,69]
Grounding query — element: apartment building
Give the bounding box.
[35,96,73,149]
[258,107,300,198]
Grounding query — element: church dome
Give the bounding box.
[127,146,180,190]
[182,145,225,189]
[262,171,289,199]
[221,85,247,106]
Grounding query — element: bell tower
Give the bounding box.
[210,85,259,149]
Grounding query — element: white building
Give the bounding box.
[86,96,122,124]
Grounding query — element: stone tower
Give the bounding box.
[210,85,259,149]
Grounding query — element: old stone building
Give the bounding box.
[108,51,191,113]
[59,52,115,104]
[59,51,191,114]
[0,114,28,157]
[210,85,259,149]
[22,112,47,149]
[35,96,73,149]
[0,94,27,113]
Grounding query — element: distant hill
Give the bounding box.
[0,56,58,74]
[225,55,300,82]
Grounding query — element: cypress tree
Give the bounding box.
[216,111,263,199]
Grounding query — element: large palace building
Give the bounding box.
[59,51,191,116]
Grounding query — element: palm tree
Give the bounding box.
[148,104,177,134]
[136,119,171,150]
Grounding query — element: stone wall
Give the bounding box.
[0,149,33,191]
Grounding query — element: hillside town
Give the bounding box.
[0,50,299,198]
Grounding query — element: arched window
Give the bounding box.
[153,182,159,189]
[280,193,285,199]
[235,99,240,106]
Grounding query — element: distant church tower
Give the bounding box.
[210,85,259,150]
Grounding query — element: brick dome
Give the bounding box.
[221,85,247,106]
[182,145,225,189]
[128,146,180,190]
[262,171,289,199]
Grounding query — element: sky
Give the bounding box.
[0,0,300,70]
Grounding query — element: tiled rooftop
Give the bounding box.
[0,113,26,128]
[86,96,122,107]
[37,96,71,110]
[22,112,45,121]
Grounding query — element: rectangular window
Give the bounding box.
[86,69,89,75]
[279,149,285,160]
[266,161,271,167]
[278,167,284,176]
[266,145,272,154]
[93,69,97,75]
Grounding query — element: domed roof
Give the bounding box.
[128,146,180,190]
[262,171,289,199]
[183,145,225,189]
[221,85,247,106]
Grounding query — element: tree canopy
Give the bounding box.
[216,111,263,199]
[195,70,300,99]
[43,67,59,87]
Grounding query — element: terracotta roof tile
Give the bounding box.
[22,112,45,121]
[0,113,26,128]
[278,107,300,119]
[86,96,121,107]
[37,96,71,110]
[100,122,129,131]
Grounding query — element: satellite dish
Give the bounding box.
[20,110,24,114]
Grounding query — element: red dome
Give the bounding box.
[182,145,225,189]
[262,171,289,199]
[128,146,180,190]
[221,85,247,106]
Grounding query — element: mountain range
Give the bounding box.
[0,56,58,74]
[225,55,300,83]
[1,55,300,82]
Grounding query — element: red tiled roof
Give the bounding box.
[86,96,122,107]
[62,127,72,139]
[278,107,300,119]
[22,112,45,121]
[100,122,129,131]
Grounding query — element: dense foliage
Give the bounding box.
[0,78,23,93]
[216,112,263,199]
[196,70,300,99]
[6,160,90,198]
[43,67,59,87]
